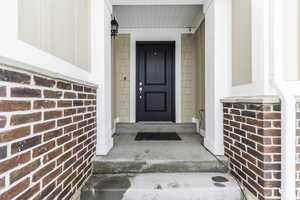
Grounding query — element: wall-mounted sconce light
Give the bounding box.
[111,17,119,39]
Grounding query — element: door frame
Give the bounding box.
[135,41,176,122]
[119,28,184,123]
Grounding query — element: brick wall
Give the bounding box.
[0,64,97,200]
[296,103,300,199]
[223,101,281,200]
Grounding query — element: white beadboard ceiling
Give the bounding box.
[113,5,203,29]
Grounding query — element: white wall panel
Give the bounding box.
[76,0,91,71]
[49,0,76,65]
[18,0,41,49]
[18,0,91,71]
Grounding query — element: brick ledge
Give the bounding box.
[0,58,98,88]
[221,96,280,104]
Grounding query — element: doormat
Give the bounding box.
[135,132,181,141]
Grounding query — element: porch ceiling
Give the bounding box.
[113,5,203,29]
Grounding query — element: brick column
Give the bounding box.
[222,97,281,200]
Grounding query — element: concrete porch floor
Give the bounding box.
[93,132,228,173]
[82,132,242,200]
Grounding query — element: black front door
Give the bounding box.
[136,42,175,122]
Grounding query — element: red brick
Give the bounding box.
[273,121,281,128]
[63,156,76,170]
[0,69,30,84]
[78,120,87,128]
[10,112,42,126]
[11,135,42,154]
[261,129,281,137]
[58,185,71,199]
[0,146,7,160]
[43,129,63,142]
[45,184,62,200]
[73,100,83,107]
[241,124,256,133]
[73,115,83,122]
[88,94,96,99]
[64,124,77,134]
[42,166,62,187]
[57,81,71,90]
[78,93,87,99]
[11,87,41,98]
[15,183,40,200]
[63,171,76,187]
[58,100,72,108]
[64,108,77,116]
[84,87,92,93]
[0,86,6,97]
[57,151,72,166]
[43,147,63,164]
[64,139,77,152]
[0,115,6,128]
[64,92,76,99]
[33,121,56,134]
[73,84,83,92]
[57,117,72,127]
[257,113,281,120]
[34,76,55,87]
[57,134,72,145]
[0,177,5,190]
[77,107,87,113]
[0,100,31,112]
[44,90,62,99]
[0,126,30,142]
[44,110,62,120]
[57,168,72,183]
[33,141,56,157]
[10,159,41,184]
[0,178,30,200]
[36,181,56,199]
[34,100,56,109]
[0,152,30,174]
[32,161,55,182]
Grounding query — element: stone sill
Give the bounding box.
[221,96,281,104]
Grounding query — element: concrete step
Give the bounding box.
[116,122,197,134]
[93,159,228,174]
[81,173,242,200]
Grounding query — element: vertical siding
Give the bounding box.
[232,0,252,86]
[181,34,197,122]
[113,35,130,122]
[18,0,91,72]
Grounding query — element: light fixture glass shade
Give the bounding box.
[111,17,119,38]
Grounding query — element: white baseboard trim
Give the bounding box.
[112,117,120,134]
[192,117,200,134]
[96,137,114,155]
[200,129,206,137]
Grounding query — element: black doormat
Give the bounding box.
[135,132,181,141]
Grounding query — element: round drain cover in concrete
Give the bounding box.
[212,176,229,183]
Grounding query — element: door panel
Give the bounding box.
[136,42,175,122]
